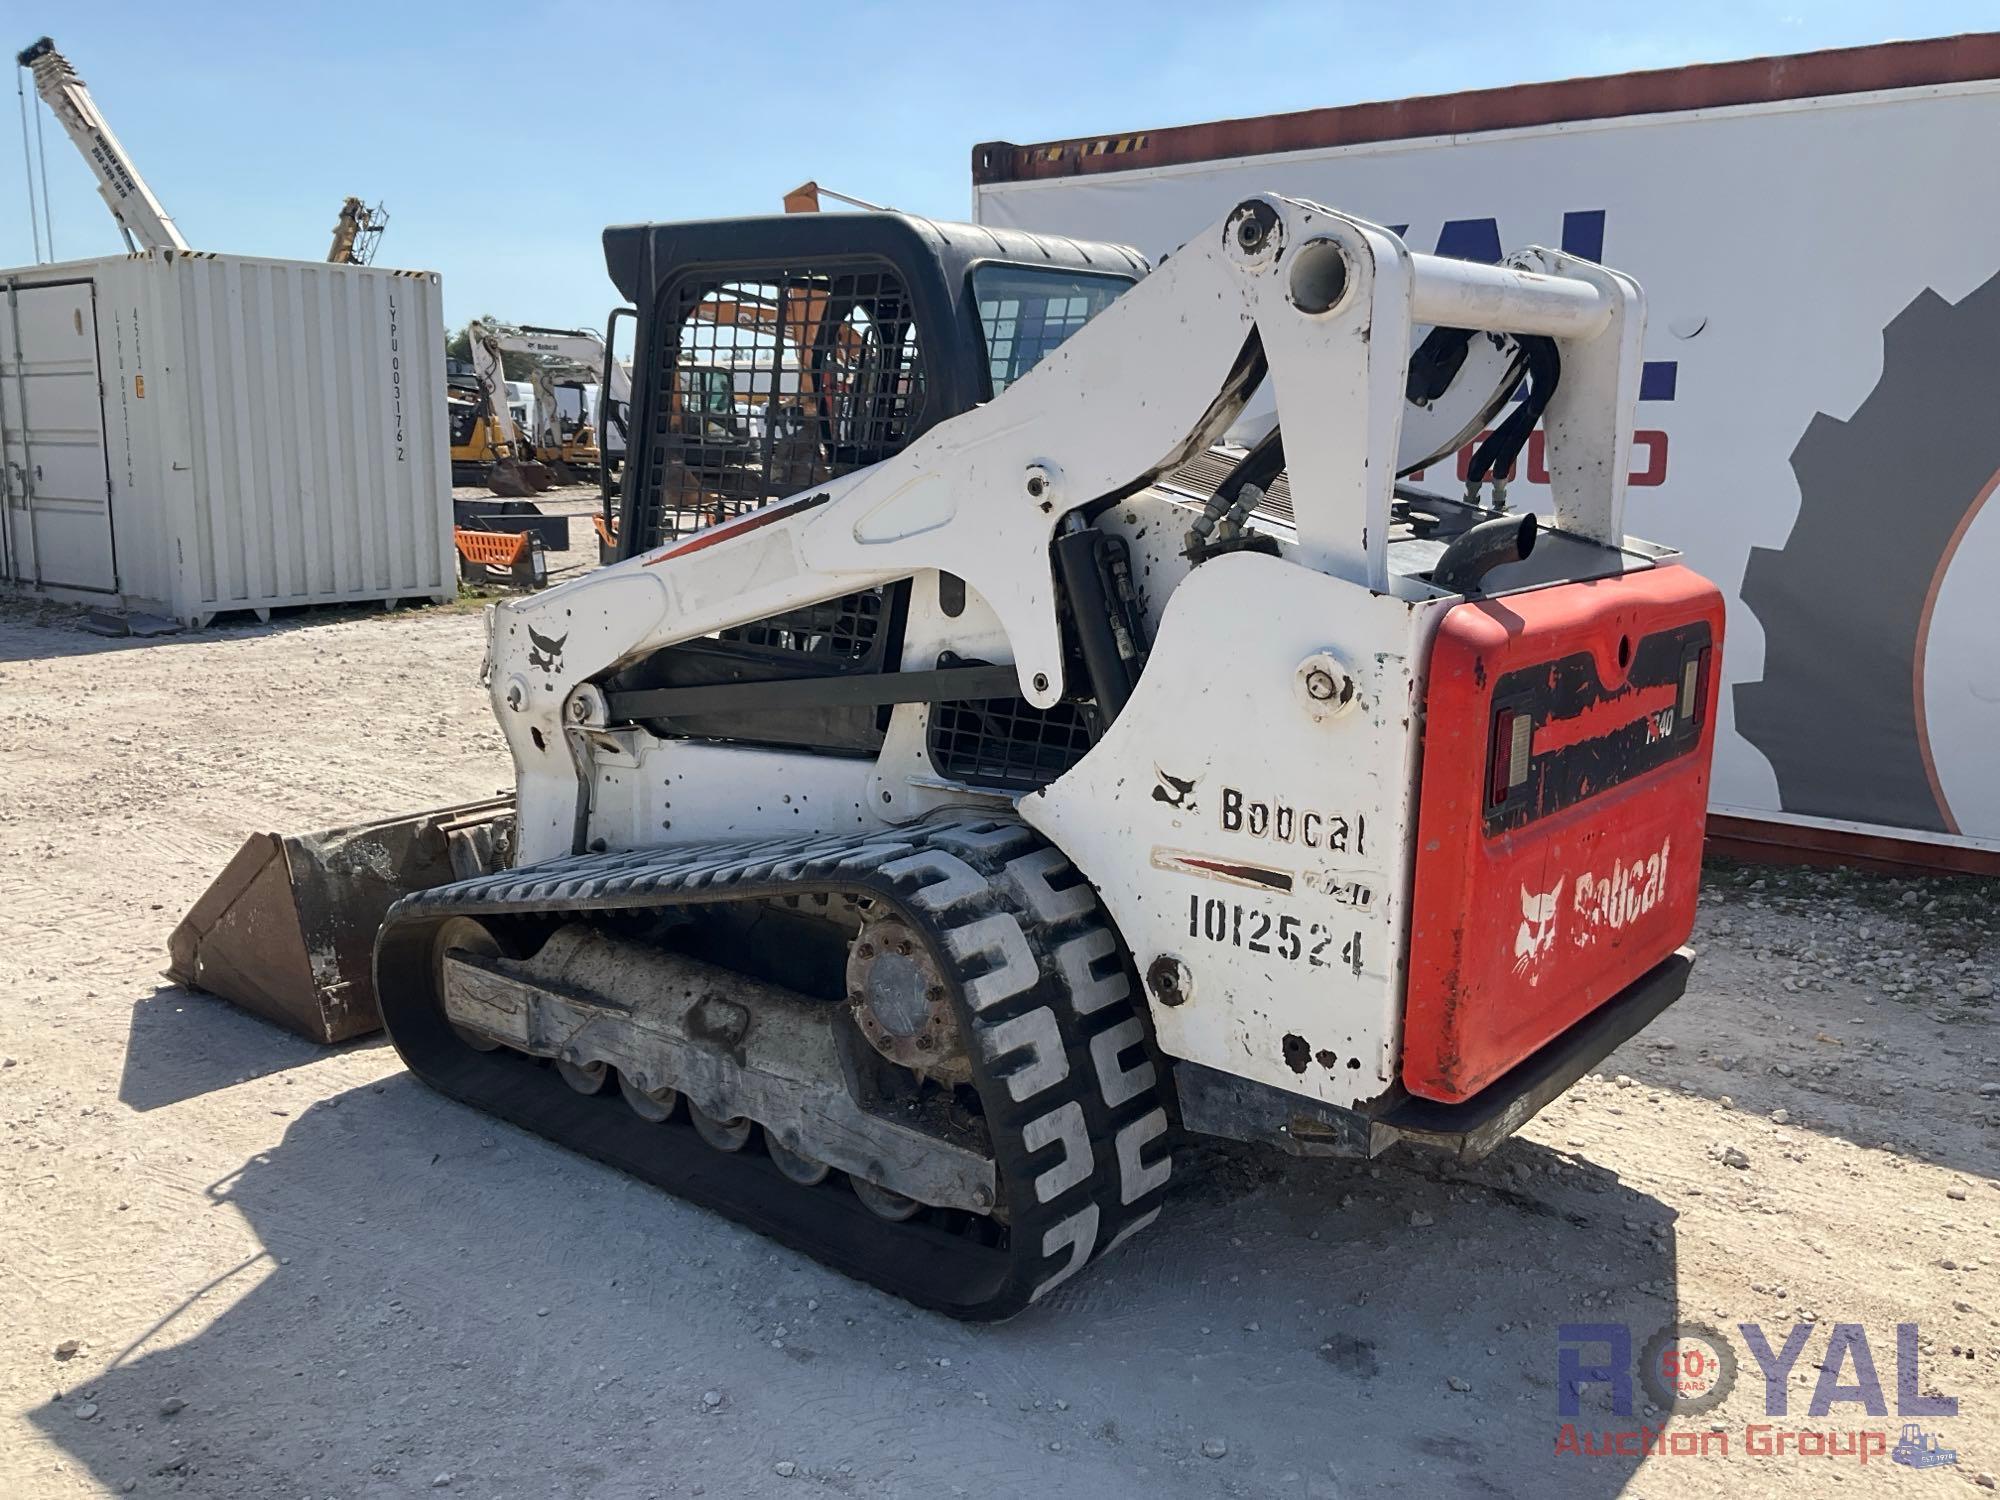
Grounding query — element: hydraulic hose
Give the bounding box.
[1465,336,1559,500]
[1184,426,1284,560]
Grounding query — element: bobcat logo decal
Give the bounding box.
[1513,879,1564,983]
[1152,769,1199,813]
[526,627,568,674]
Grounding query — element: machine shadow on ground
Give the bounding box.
[33,1066,1677,1499]
[116,985,376,1113]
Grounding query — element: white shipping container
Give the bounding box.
[1,248,454,626]
[971,35,2000,868]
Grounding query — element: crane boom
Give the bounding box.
[16,36,189,253]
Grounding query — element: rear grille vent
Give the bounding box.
[928,679,1096,791]
[1162,447,1294,528]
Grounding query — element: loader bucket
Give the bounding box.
[166,797,514,1044]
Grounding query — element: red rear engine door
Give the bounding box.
[1404,562,1724,1103]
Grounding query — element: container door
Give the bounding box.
[1,280,116,593]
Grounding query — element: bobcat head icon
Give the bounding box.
[1513,879,1564,983]
[527,627,567,673]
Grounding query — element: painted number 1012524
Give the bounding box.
[1188,895,1363,976]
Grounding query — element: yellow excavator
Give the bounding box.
[449,332,552,498]
[447,371,545,497]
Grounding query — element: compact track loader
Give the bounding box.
[179,197,1723,1319]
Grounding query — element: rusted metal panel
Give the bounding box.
[1702,814,2000,877]
[971,32,2000,184]
[436,928,998,1210]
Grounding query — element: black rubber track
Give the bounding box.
[374,817,1173,1321]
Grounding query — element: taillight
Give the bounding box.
[1679,645,1711,724]
[1489,707,1532,806]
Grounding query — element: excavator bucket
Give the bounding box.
[486,460,536,500]
[167,798,513,1044]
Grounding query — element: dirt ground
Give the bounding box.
[1,593,1995,1499]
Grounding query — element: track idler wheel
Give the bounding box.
[434,917,503,1052]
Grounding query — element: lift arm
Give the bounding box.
[15,36,189,253]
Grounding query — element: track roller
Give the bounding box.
[557,1058,612,1095]
[765,1137,831,1187]
[688,1103,754,1152]
[852,1178,921,1221]
[618,1072,678,1122]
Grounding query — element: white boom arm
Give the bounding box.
[16,37,189,253]
[465,321,522,448]
[471,322,632,450]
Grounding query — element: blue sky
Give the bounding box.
[5,2,1988,332]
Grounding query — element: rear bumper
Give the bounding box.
[1175,947,1693,1163]
[1379,947,1692,1159]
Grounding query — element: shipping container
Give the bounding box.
[1,248,454,627]
[970,33,2000,872]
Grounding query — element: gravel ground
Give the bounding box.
[0,595,1994,1499]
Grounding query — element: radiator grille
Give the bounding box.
[928,689,1096,791]
[1162,446,1295,528]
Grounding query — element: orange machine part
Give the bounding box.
[454,527,531,567]
[1403,563,1725,1103]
